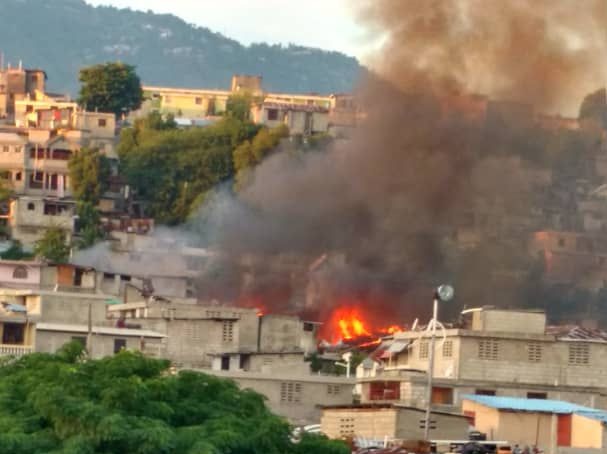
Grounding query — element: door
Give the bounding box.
[557,414,571,447]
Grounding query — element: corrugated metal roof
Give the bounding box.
[463,395,607,420]
[36,322,166,338]
[546,325,607,343]
[386,340,410,354]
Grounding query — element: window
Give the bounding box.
[103,272,115,281]
[528,342,542,362]
[280,382,302,403]
[2,323,24,344]
[442,340,453,358]
[475,389,496,396]
[12,266,28,279]
[113,338,126,354]
[267,108,279,121]
[568,343,589,365]
[222,321,234,342]
[431,386,454,405]
[15,172,21,181]
[478,339,499,360]
[303,322,315,332]
[327,384,341,395]
[558,237,566,247]
[527,392,547,399]
[14,146,21,153]
[25,104,33,113]
[2,146,8,153]
[195,97,203,105]
[98,119,107,127]
[221,355,230,370]
[419,340,429,359]
[120,275,131,282]
[27,202,35,211]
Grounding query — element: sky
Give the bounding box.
[84,0,372,59]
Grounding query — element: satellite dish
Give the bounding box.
[437,285,455,302]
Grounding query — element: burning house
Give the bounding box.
[356,307,607,413]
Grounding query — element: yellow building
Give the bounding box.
[462,395,607,454]
[137,74,343,136]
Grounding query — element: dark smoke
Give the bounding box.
[192,1,607,326]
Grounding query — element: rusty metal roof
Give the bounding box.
[546,325,607,342]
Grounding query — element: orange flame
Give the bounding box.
[324,305,405,344]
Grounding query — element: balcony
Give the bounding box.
[0,344,33,357]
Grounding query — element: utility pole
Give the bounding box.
[423,297,438,440]
[423,285,454,440]
[86,300,92,355]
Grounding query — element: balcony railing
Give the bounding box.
[0,344,33,357]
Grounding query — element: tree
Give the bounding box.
[233,125,289,191]
[75,201,103,249]
[226,93,253,121]
[68,148,111,205]
[78,62,144,117]
[0,344,348,454]
[117,113,261,224]
[34,227,70,263]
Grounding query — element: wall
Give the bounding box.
[462,401,555,450]
[570,414,602,449]
[457,335,607,389]
[35,330,162,359]
[321,407,398,439]
[0,262,41,286]
[37,293,110,325]
[475,310,546,334]
[395,408,468,440]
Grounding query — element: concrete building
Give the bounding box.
[357,307,607,413]
[105,299,320,367]
[137,74,350,137]
[462,395,607,454]
[209,369,355,426]
[0,65,46,119]
[320,404,468,442]
[0,287,164,359]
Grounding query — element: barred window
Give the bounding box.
[419,341,429,359]
[442,340,453,358]
[327,384,341,395]
[568,343,589,365]
[222,321,234,342]
[527,342,542,362]
[280,382,302,403]
[478,340,499,360]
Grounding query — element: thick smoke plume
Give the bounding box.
[357,0,607,115]
[101,1,604,332]
[190,0,607,327]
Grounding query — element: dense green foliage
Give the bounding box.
[33,227,70,263]
[233,124,289,190]
[68,148,111,247]
[78,62,143,116]
[68,148,111,205]
[0,0,360,96]
[0,241,34,261]
[0,344,348,454]
[118,113,288,224]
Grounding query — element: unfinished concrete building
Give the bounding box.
[358,307,607,413]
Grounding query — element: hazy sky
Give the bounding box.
[85,0,372,59]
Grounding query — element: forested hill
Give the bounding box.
[0,0,362,95]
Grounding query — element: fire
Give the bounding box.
[338,314,371,340]
[323,304,405,344]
